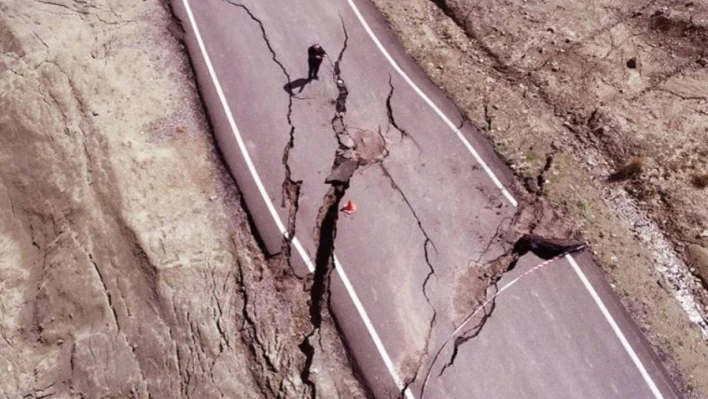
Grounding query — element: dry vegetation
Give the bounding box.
[371,0,708,396]
[692,173,708,189]
[610,156,645,182]
[0,1,365,397]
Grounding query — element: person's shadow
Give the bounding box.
[284,78,310,94]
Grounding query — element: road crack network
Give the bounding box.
[297,20,354,399]
[375,164,438,396]
[386,77,421,150]
[426,217,514,384]
[382,81,445,396]
[226,0,303,269]
[420,215,586,398]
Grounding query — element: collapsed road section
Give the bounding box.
[171,0,682,397]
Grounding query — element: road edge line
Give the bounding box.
[566,254,664,399]
[344,0,516,208]
[180,0,408,396]
[346,0,666,396]
[334,256,415,398]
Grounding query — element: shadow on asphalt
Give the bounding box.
[284,78,310,94]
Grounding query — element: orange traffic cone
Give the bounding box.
[341,200,357,215]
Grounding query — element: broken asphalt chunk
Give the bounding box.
[325,159,358,184]
[513,234,586,259]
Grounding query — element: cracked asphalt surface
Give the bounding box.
[169,0,682,397]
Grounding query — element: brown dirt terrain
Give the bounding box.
[371,0,708,396]
[0,0,367,397]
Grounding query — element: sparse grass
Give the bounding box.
[691,173,708,189]
[576,199,588,214]
[609,157,644,181]
[524,149,540,162]
[493,140,508,153]
[372,0,708,395]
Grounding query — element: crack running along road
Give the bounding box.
[173,0,678,398]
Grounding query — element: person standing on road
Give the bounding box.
[307,43,326,80]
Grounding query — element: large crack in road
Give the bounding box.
[386,77,421,150]
[207,4,507,396]
[376,162,439,398]
[198,6,588,397]
[223,4,352,396]
[419,196,586,397]
[225,0,303,274]
[298,20,353,399]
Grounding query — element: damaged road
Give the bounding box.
[171,0,681,398]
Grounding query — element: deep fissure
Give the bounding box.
[299,20,352,399]
[420,217,586,398]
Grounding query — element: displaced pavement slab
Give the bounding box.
[172,0,682,397]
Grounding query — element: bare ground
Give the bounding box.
[0,0,367,397]
[371,0,708,396]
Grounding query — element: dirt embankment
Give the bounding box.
[0,1,365,397]
[371,0,708,396]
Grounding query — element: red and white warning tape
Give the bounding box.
[453,245,586,336]
[421,244,587,397]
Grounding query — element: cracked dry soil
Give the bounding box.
[0,1,367,398]
[373,0,708,396]
[3,0,705,397]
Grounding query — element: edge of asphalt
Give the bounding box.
[167,0,682,397]
[343,1,681,396]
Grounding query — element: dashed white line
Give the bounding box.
[344,0,664,397]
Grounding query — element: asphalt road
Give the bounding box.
[169,0,682,397]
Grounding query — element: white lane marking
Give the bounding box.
[181,0,664,396]
[566,255,664,399]
[345,0,665,396]
[180,0,408,397]
[344,0,516,208]
[180,0,314,272]
[334,256,415,399]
